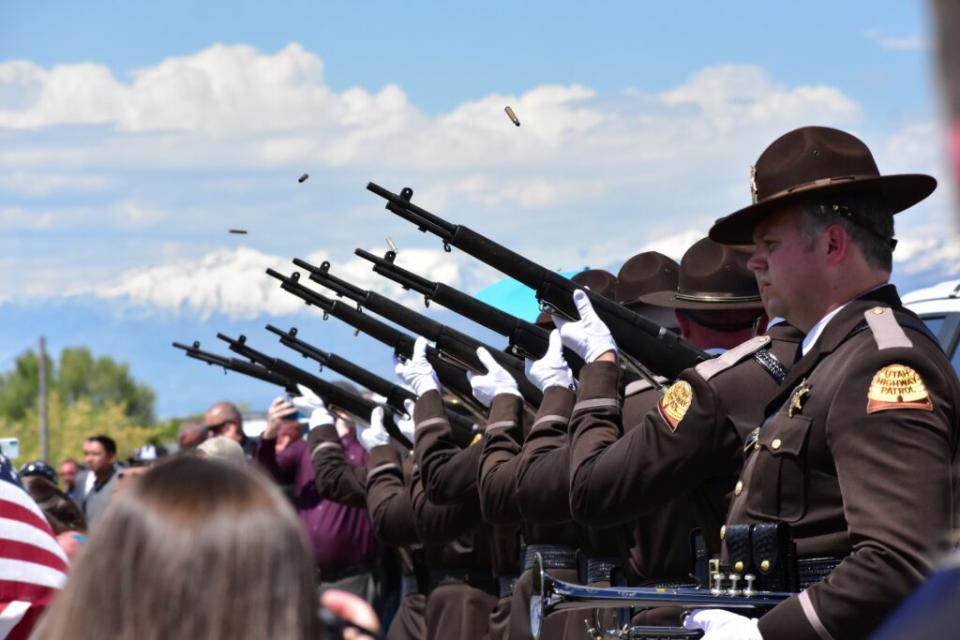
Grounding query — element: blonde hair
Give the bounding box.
[33,456,318,640]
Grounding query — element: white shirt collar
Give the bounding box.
[801,305,847,356]
[800,283,888,356]
[767,316,786,328]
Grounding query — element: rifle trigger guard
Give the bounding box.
[442,241,451,253]
[423,296,430,308]
[322,311,329,321]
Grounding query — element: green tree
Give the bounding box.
[0,350,53,421]
[0,346,155,425]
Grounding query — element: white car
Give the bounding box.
[902,279,960,373]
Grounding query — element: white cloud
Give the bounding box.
[0,171,112,196]
[863,29,929,51]
[3,43,925,317]
[92,244,495,320]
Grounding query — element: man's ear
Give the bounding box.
[823,224,851,266]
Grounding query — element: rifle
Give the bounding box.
[173,340,296,391]
[354,248,585,374]
[216,332,412,448]
[366,183,711,380]
[264,324,477,441]
[265,268,487,422]
[292,257,544,409]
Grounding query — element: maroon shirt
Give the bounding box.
[255,432,381,572]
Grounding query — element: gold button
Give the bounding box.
[760,560,771,572]
[720,525,726,540]
[771,438,782,450]
[734,561,744,573]
[872,307,885,315]
[734,481,743,496]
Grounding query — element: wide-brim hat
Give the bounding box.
[638,237,763,311]
[615,251,679,307]
[536,268,617,326]
[710,126,936,244]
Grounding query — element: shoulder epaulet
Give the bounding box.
[860,306,943,352]
[624,375,668,397]
[863,306,912,350]
[694,335,771,381]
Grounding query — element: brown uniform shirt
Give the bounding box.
[727,286,960,640]
[568,323,803,567]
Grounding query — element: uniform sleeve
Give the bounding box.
[306,424,368,506]
[409,466,483,544]
[569,362,731,526]
[413,389,482,504]
[516,385,576,524]
[365,446,420,546]
[759,345,958,640]
[477,393,525,525]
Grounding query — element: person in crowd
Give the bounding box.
[21,474,87,560]
[58,457,81,501]
[197,435,247,466]
[204,400,253,455]
[117,443,169,489]
[31,455,379,640]
[255,392,383,608]
[176,419,207,449]
[80,434,120,528]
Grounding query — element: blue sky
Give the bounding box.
[2,1,956,419]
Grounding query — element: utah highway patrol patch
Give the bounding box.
[658,380,692,431]
[866,364,933,413]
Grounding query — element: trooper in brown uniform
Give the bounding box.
[396,338,517,640]
[309,402,496,640]
[682,126,960,640]
[561,239,802,572]
[480,269,630,640]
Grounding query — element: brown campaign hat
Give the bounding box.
[536,268,617,327]
[709,126,936,245]
[615,251,679,307]
[638,237,763,310]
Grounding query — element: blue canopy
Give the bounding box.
[473,270,582,322]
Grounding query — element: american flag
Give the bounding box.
[0,454,67,639]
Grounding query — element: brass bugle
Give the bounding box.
[529,553,792,640]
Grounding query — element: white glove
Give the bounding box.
[525,329,576,391]
[683,609,762,640]
[293,384,335,430]
[397,399,416,445]
[553,289,617,363]
[467,347,521,407]
[358,407,392,451]
[394,337,441,397]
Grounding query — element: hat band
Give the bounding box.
[675,289,761,304]
[758,173,877,204]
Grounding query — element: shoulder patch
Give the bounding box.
[864,307,913,350]
[624,375,668,397]
[866,364,933,413]
[694,335,771,381]
[658,380,692,431]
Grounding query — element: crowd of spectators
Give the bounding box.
[8,392,382,639]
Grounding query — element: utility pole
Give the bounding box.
[38,337,48,461]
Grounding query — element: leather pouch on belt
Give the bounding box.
[725,524,753,576]
[751,522,798,592]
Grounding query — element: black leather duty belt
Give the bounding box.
[523,544,578,571]
[428,569,499,595]
[584,556,622,585]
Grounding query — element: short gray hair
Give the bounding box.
[795,194,895,272]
